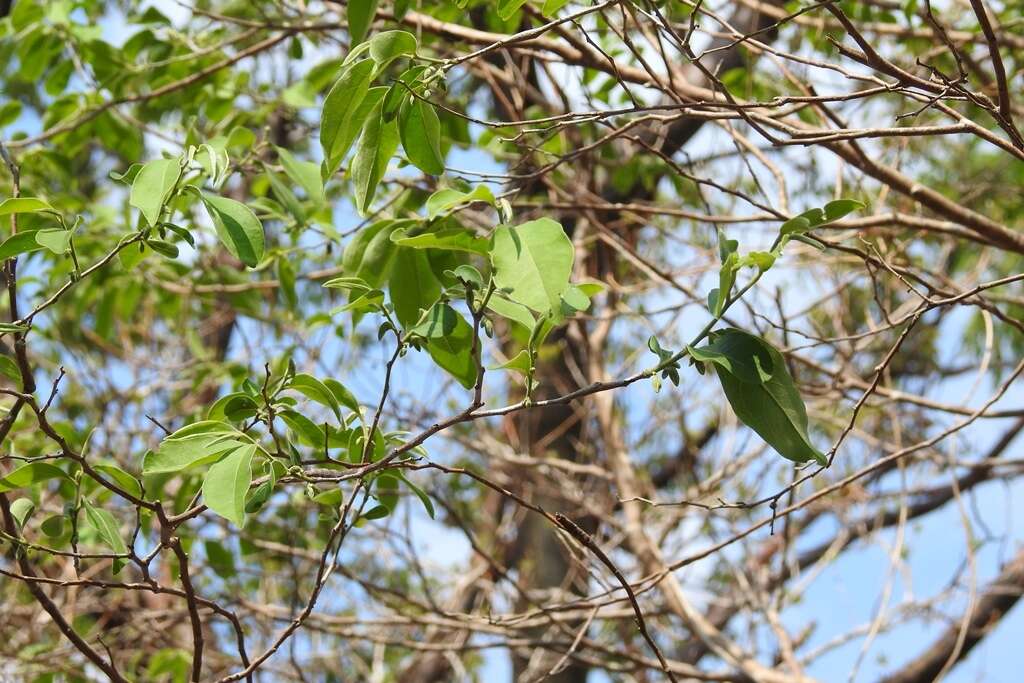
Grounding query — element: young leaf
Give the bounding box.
[398,98,445,175]
[201,193,265,267]
[489,218,574,314]
[130,157,181,227]
[202,444,256,527]
[713,251,738,316]
[689,329,825,466]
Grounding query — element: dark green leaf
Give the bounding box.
[690,329,825,465]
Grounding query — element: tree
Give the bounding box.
[1,0,1023,681]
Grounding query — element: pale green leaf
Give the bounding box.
[202,444,256,527]
[489,218,573,314]
[130,157,181,227]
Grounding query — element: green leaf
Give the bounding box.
[202,193,265,267]
[320,60,378,177]
[425,185,495,219]
[486,294,535,330]
[0,322,28,333]
[82,500,129,573]
[780,216,812,236]
[560,285,590,312]
[411,303,477,389]
[392,226,489,254]
[202,444,256,527]
[145,239,179,259]
[342,220,401,285]
[490,218,574,314]
[369,30,417,65]
[498,0,529,19]
[33,228,71,254]
[351,102,399,214]
[0,462,68,492]
[738,251,775,272]
[264,166,305,222]
[489,349,532,375]
[143,422,247,475]
[289,373,342,421]
[93,464,143,499]
[398,98,445,175]
[0,197,55,216]
[395,472,434,519]
[40,514,65,537]
[324,378,361,415]
[10,498,35,528]
[823,198,865,221]
[0,100,22,127]
[382,66,428,121]
[0,231,45,261]
[713,251,739,316]
[362,504,390,520]
[205,540,236,579]
[347,0,380,45]
[541,0,571,15]
[690,329,825,465]
[279,409,329,448]
[389,247,442,327]
[274,146,324,204]
[130,157,181,227]
[0,355,20,382]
